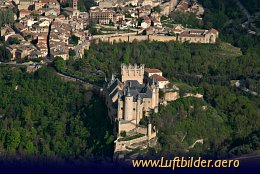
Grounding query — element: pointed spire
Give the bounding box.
[126,86,131,96]
[111,74,115,83]
[138,94,142,100]
[152,77,155,85]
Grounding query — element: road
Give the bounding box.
[74,40,88,58]
[234,153,260,160]
[234,0,258,35]
[234,153,260,170]
[0,61,40,66]
[234,80,260,97]
[56,72,102,91]
[0,61,101,89]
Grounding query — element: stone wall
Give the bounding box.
[114,132,156,152]
[149,35,177,42]
[92,33,219,44]
[92,35,177,44]
[184,93,203,98]
[118,121,136,133]
[163,91,179,102]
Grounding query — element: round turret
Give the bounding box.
[124,87,133,120]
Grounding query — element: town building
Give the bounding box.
[178,28,219,43]
[34,0,60,11]
[144,68,170,89]
[89,8,115,24]
[19,9,32,19]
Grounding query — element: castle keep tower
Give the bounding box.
[121,64,144,84]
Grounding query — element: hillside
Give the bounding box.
[53,38,259,158]
[0,66,114,162]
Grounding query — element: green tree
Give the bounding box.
[69,35,79,45]
[0,9,14,26]
[5,130,21,152]
[9,37,20,45]
[122,47,130,64]
[25,141,35,155]
[69,49,76,57]
[54,57,66,71]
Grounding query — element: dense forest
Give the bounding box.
[0,66,114,162]
[197,0,260,54]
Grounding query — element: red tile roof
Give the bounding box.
[20,9,32,14]
[151,74,168,82]
[144,68,162,73]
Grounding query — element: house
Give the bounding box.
[51,50,69,60]
[37,43,48,57]
[27,18,39,27]
[34,0,60,11]
[141,20,150,29]
[19,9,32,19]
[89,8,115,24]
[6,41,38,60]
[153,19,162,28]
[18,0,34,10]
[0,0,15,9]
[31,25,49,33]
[144,68,169,89]
[38,20,50,27]
[45,8,59,16]
[171,24,185,34]
[150,74,170,89]
[0,25,15,41]
[99,1,114,9]
[63,7,80,18]
[144,68,162,77]
[14,22,28,34]
[178,28,219,43]
[114,13,125,23]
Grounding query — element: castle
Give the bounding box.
[104,64,164,153]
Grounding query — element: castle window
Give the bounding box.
[121,107,123,110]
[148,101,150,103]
[133,108,136,111]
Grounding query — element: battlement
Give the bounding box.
[121,63,144,70]
[121,64,144,84]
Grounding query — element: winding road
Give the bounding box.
[234,0,258,35]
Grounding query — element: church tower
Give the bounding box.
[73,0,78,10]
